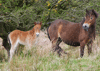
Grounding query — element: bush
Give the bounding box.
[0,0,100,39]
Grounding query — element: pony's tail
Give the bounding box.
[47,22,51,41]
[7,32,11,47]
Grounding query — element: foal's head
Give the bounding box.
[82,9,98,31]
[34,22,42,37]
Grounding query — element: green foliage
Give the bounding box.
[0,0,100,38]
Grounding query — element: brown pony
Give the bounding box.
[47,9,98,57]
[8,22,42,62]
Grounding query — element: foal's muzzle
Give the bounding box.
[36,33,39,37]
[82,23,89,31]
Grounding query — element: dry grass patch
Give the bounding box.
[0,31,100,71]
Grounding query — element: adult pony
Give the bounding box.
[8,22,42,62]
[47,9,98,57]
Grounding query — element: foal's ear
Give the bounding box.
[34,22,37,25]
[40,22,42,25]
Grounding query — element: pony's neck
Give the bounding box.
[89,21,96,32]
[88,23,96,39]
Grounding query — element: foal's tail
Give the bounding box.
[47,22,51,41]
[7,32,11,47]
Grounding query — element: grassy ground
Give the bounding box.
[0,33,100,71]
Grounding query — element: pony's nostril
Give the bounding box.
[85,25,87,28]
[82,24,89,31]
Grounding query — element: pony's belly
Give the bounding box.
[64,41,80,46]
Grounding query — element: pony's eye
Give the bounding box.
[90,17,93,20]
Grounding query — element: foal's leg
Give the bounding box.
[52,38,58,52]
[9,42,19,62]
[87,40,93,55]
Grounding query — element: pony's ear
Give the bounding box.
[86,9,89,16]
[86,9,89,13]
[92,9,98,18]
[34,22,37,25]
[92,9,94,12]
[40,22,42,25]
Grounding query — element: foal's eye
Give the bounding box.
[90,17,93,20]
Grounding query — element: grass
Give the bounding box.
[0,36,100,71]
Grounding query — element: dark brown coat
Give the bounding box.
[47,9,98,57]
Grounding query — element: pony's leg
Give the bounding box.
[87,40,93,55]
[52,39,58,52]
[56,38,62,56]
[56,38,67,56]
[80,42,85,57]
[52,38,67,56]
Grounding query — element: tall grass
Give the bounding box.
[0,36,100,71]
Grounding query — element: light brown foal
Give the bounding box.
[8,22,42,62]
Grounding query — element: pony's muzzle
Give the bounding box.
[82,23,89,31]
[36,33,39,37]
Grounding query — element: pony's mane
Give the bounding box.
[87,9,99,18]
[81,17,85,25]
[93,10,99,18]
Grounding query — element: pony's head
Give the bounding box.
[34,22,42,37]
[82,9,98,31]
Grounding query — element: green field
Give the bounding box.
[0,35,100,71]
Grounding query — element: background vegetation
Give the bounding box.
[0,0,100,37]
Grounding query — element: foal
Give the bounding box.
[8,22,42,62]
[47,9,98,57]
